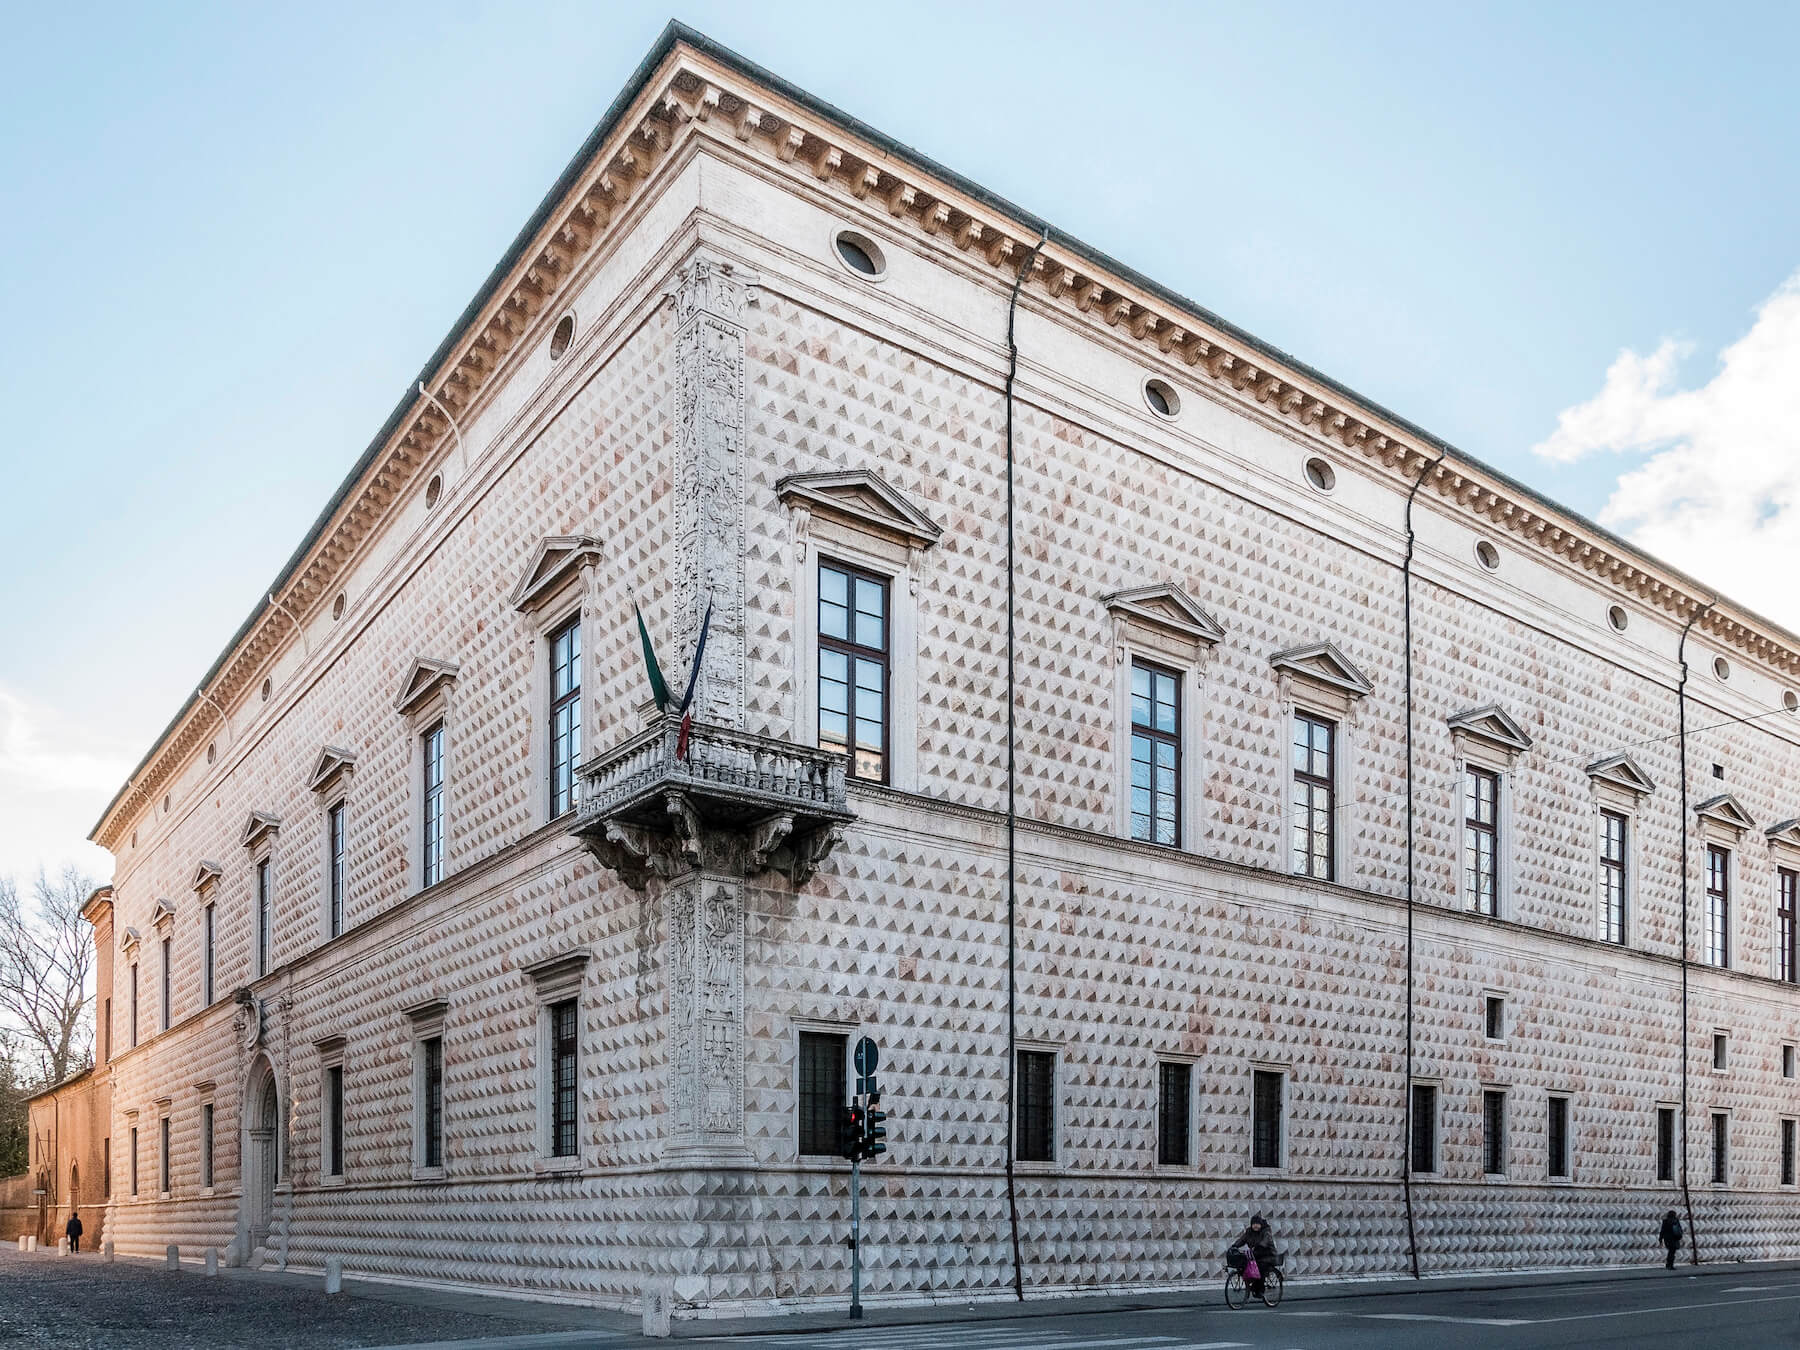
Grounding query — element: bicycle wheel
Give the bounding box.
[1224,1270,1248,1309]
[1259,1268,1284,1308]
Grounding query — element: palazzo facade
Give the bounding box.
[88,24,1800,1317]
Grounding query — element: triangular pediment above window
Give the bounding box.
[776,470,942,549]
[1585,753,1657,798]
[241,811,282,852]
[120,926,141,955]
[191,860,222,893]
[1269,642,1373,699]
[508,534,605,612]
[1695,793,1756,833]
[1766,818,1800,849]
[308,746,359,796]
[152,898,178,931]
[1447,705,1535,755]
[1104,585,1225,647]
[394,657,461,716]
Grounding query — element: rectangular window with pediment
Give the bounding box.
[1130,661,1181,846]
[255,858,272,976]
[1292,713,1336,880]
[421,722,445,887]
[1464,767,1501,916]
[1601,810,1628,944]
[202,904,215,1006]
[326,801,346,939]
[817,561,889,784]
[548,617,582,818]
[1779,868,1797,983]
[1707,845,1731,968]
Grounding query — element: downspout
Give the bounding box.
[1003,230,1049,1304]
[267,591,309,658]
[197,685,231,752]
[417,380,470,477]
[1677,596,1715,1266]
[1399,445,1445,1280]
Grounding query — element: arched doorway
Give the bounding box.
[241,1056,280,1255]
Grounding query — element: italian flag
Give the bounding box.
[635,600,712,759]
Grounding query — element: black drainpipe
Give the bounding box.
[1003,230,1049,1303]
[1676,596,1715,1266]
[1399,445,1444,1280]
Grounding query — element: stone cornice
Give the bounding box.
[91,26,1800,852]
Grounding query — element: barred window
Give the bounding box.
[797,1031,847,1157]
[1601,810,1627,944]
[1016,1051,1056,1164]
[159,1117,170,1194]
[200,1104,213,1190]
[1291,713,1335,880]
[1711,1112,1729,1184]
[1464,767,1500,915]
[1410,1083,1437,1173]
[1157,1062,1191,1166]
[1656,1107,1675,1183]
[130,1126,139,1197]
[1784,1119,1797,1188]
[1482,1090,1507,1175]
[1547,1095,1570,1178]
[1706,846,1730,968]
[160,937,172,1032]
[549,618,582,818]
[551,999,579,1158]
[421,1036,444,1169]
[324,1066,344,1177]
[1130,662,1181,846]
[1251,1070,1284,1169]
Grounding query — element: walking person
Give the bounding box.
[65,1210,83,1255]
[1659,1209,1682,1269]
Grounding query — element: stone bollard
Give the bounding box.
[58,1238,69,1255]
[165,1244,180,1270]
[204,1248,218,1277]
[324,1256,343,1295]
[15,1236,24,1252]
[102,1241,114,1263]
[25,1235,37,1252]
[641,1277,673,1338]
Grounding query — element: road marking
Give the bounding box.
[1360,1324,1533,1332]
[360,1334,619,1350]
[1724,1285,1775,1291]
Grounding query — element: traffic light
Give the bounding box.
[841,1105,864,1160]
[864,1099,887,1159]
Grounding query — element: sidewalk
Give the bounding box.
[665,1258,1800,1338]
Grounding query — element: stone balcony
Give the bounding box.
[570,715,854,888]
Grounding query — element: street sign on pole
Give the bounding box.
[854,1036,878,1077]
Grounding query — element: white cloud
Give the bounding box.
[0,684,125,883]
[1532,271,1800,630]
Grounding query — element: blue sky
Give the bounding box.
[2,1,1797,881]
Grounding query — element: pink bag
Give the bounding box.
[1243,1255,1261,1281]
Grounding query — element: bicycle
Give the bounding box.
[1223,1251,1284,1309]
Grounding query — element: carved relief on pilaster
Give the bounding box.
[668,253,757,731]
[665,870,746,1153]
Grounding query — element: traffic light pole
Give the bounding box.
[849,1152,863,1320]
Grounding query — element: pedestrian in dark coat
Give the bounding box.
[1659,1209,1682,1269]
[65,1211,83,1255]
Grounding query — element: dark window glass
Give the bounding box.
[160,937,171,1031]
[1483,1090,1507,1175]
[1656,1107,1675,1182]
[103,1137,110,1197]
[325,1066,344,1177]
[1786,1046,1796,1080]
[202,906,214,1006]
[1781,869,1798,984]
[422,1036,443,1169]
[1410,1083,1437,1173]
[200,1105,213,1189]
[1706,846,1730,968]
[1016,1051,1056,1163]
[549,618,582,818]
[1785,1120,1797,1188]
[1464,767,1500,915]
[1485,995,1505,1040]
[160,1117,170,1193]
[1712,1112,1729,1184]
[130,964,139,1047]
[130,1127,138,1196]
[1601,810,1628,944]
[256,858,271,976]
[1251,1070,1284,1169]
[818,562,890,783]
[1547,1096,1570,1178]
[551,999,579,1158]
[1157,1062,1191,1166]
[327,803,346,938]
[103,998,111,1063]
[1291,713,1335,880]
[1130,662,1182,846]
[1713,1033,1728,1071]
[797,1031,848,1157]
[422,724,446,887]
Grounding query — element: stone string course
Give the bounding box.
[94,29,1800,1319]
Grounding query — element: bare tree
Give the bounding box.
[0,867,97,1085]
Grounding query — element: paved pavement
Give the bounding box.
[8,1245,1800,1350]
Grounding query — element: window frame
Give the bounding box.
[160,935,172,1033]
[1409,1080,1439,1175]
[1784,1118,1798,1189]
[1546,1093,1572,1181]
[1711,1110,1730,1185]
[815,557,893,786]
[1656,1105,1677,1184]
[255,856,272,978]
[1712,1030,1730,1074]
[796,1028,850,1159]
[1291,710,1337,882]
[1463,764,1502,916]
[199,1100,214,1193]
[1484,993,1507,1042]
[325,799,347,940]
[201,905,215,1007]
[524,954,587,1170]
[130,962,139,1048]
[1706,844,1731,968]
[548,999,579,1159]
[1128,659,1183,848]
[420,721,447,889]
[318,1039,346,1185]
[129,1124,139,1198]
[547,614,583,819]
[1015,1049,1058,1166]
[1156,1059,1194,1168]
[1600,808,1629,945]
[1250,1067,1287,1171]
[158,1113,171,1198]
[1482,1088,1508,1177]
[1780,867,1798,984]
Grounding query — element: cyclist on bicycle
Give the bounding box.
[1224,1214,1279,1285]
